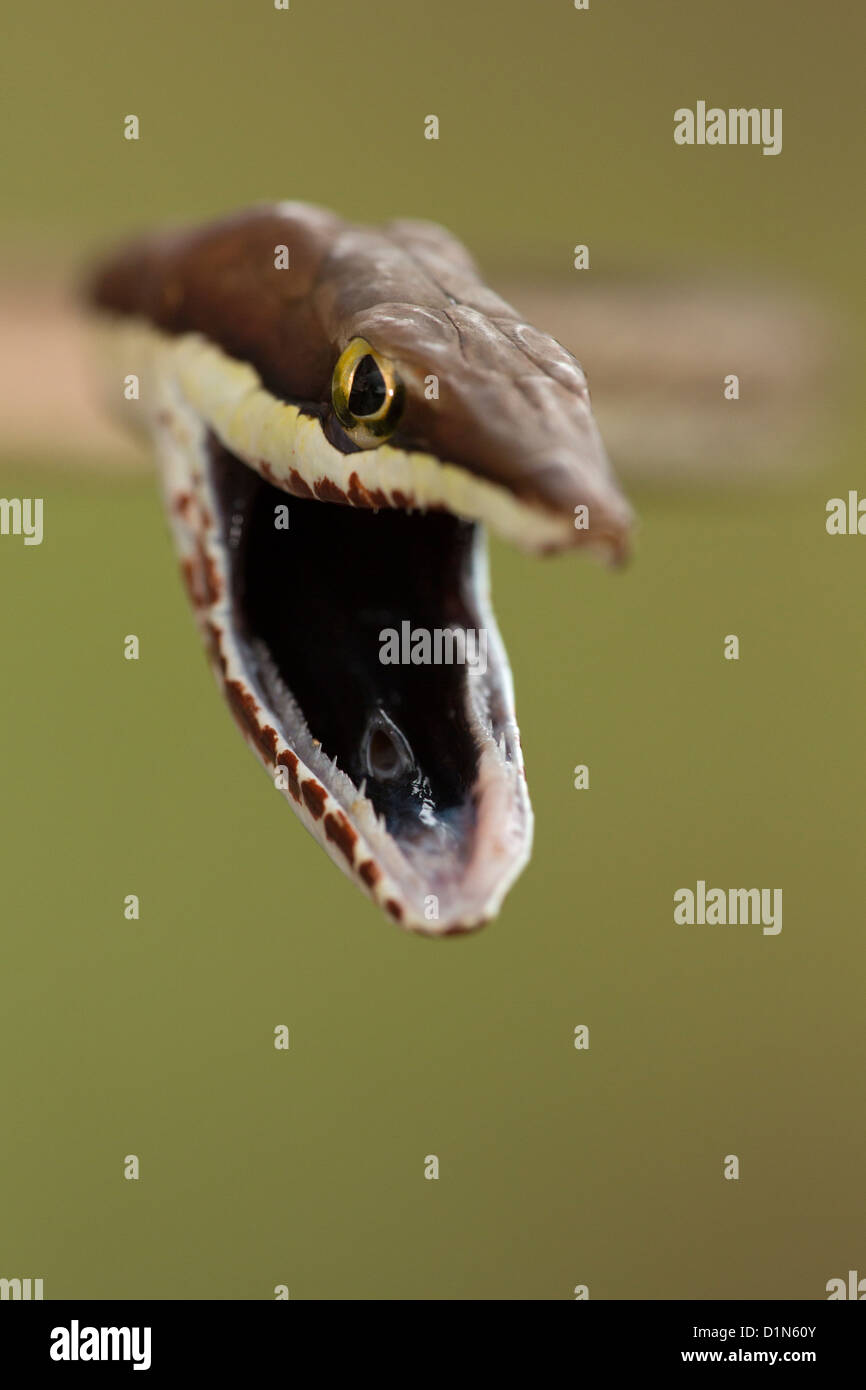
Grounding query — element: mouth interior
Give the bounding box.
[208,439,490,848]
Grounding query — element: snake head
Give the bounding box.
[319,216,633,561]
[87,204,633,934]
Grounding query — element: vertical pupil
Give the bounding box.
[348,355,387,417]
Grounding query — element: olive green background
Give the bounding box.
[1,1,863,1299]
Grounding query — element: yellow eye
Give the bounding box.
[331,338,404,448]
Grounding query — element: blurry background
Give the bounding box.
[0,0,863,1299]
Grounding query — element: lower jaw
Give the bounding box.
[181,435,535,929]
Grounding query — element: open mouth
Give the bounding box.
[204,435,530,926]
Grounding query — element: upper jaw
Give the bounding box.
[111,314,633,562]
[339,300,636,561]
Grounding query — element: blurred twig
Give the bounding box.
[0,271,842,481]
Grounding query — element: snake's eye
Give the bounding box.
[331,338,404,448]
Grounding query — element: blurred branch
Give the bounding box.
[0,278,144,469]
[0,271,843,481]
[501,277,843,482]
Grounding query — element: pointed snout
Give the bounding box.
[342,298,633,558]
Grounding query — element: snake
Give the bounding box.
[86,203,633,935]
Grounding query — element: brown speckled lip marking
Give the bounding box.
[181,548,219,611]
[346,472,370,507]
[301,780,327,819]
[313,477,348,504]
[288,468,314,499]
[385,899,404,922]
[359,860,380,889]
[259,460,316,500]
[324,810,357,863]
[199,545,222,605]
[276,749,301,802]
[181,558,199,605]
[226,680,278,764]
[205,621,227,673]
[347,473,389,509]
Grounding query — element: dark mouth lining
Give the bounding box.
[207,437,489,843]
